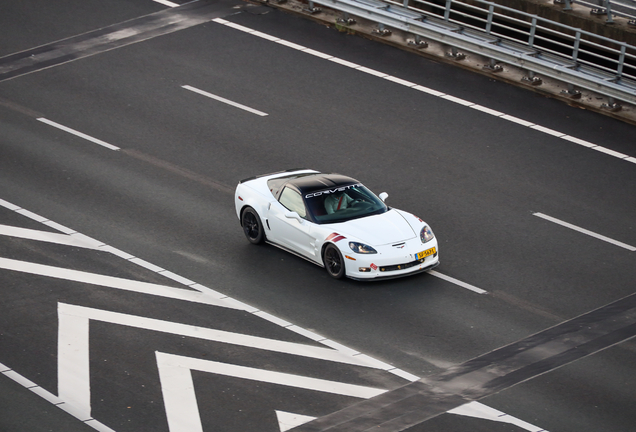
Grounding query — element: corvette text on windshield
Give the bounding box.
[305,184,363,199]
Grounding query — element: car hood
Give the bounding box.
[326,209,417,246]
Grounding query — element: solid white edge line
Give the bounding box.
[561,135,597,148]
[591,146,629,159]
[470,104,504,117]
[383,75,417,87]
[533,213,636,251]
[209,19,636,165]
[37,118,120,150]
[530,125,565,137]
[428,270,488,294]
[0,362,116,432]
[182,85,268,117]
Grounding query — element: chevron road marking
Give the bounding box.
[1,197,547,431]
[156,352,386,432]
[56,303,392,418]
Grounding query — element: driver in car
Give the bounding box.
[325,192,355,214]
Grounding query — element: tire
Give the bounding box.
[323,244,346,279]
[241,207,265,244]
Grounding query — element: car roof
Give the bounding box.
[287,173,360,195]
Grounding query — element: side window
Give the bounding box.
[279,187,307,218]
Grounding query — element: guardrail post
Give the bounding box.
[337,12,356,25]
[372,23,392,36]
[303,1,322,14]
[522,71,542,85]
[407,35,428,48]
[483,58,503,72]
[617,44,626,79]
[528,16,537,48]
[602,97,622,111]
[485,4,494,35]
[605,0,614,23]
[572,31,581,63]
[446,46,466,60]
[444,0,452,22]
[561,83,581,98]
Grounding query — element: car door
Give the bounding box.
[267,187,318,261]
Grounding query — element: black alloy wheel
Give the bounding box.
[323,244,345,279]
[241,207,264,244]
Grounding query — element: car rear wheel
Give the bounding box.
[241,207,264,244]
[323,244,345,279]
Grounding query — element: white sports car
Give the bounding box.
[234,169,439,280]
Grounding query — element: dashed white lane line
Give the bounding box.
[152,0,179,7]
[211,18,636,166]
[1,361,116,432]
[182,84,268,116]
[428,270,488,294]
[534,213,636,251]
[36,118,120,151]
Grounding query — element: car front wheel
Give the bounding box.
[241,207,265,244]
[323,244,345,279]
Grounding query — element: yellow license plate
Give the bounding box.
[416,247,436,260]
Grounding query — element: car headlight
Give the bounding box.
[349,242,377,254]
[420,225,435,243]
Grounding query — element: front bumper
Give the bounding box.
[343,239,440,280]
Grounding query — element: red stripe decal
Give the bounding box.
[326,233,346,243]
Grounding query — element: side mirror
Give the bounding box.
[379,192,389,202]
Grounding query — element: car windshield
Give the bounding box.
[304,183,388,224]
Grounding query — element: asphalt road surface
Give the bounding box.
[1,1,635,432]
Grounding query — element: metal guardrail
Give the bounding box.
[306,0,636,104]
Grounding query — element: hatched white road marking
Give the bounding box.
[0,257,240,308]
[57,303,387,429]
[276,411,317,432]
[449,401,548,432]
[0,198,544,431]
[156,352,385,432]
[0,224,102,249]
[534,213,636,251]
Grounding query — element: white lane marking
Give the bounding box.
[182,85,268,116]
[0,224,103,249]
[449,402,548,432]
[533,213,636,251]
[156,352,385,432]
[57,303,391,423]
[211,18,635,165]
[277,410,317,432]
[0,257,241,308]
[153,0,180,7]
[0,199,545,431]
[59,303,389,369]
[157,351,385,402]
[37,118,120,150]
[0,361,115,432]
[0,198,408,378]
[428,270,488,294]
